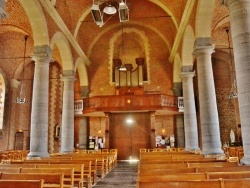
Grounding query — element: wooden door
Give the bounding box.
[15,131,24,150]
[110,112,151,160]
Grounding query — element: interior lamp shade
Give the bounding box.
[103,5,117,15]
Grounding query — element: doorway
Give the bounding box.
[109,112,151,160]
[14,131,24,150]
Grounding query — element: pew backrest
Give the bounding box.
[0,179,44,188]
[1,173,64,188]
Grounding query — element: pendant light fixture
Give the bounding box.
[14,35,28,104]
[119,22,127,71]
[91,0,129,27]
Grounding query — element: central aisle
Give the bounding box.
[93,160,138,188]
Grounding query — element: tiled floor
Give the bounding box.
[93,160,138,188]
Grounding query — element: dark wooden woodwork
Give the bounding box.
[109,112,151,160]
[83,94,178,115]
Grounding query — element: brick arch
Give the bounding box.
[182,25,195,67]
[195,0,215,37]
[74,0,177,40]
[19,0,49,45]
[87,22,170,59]
[50,32,74,71]
[109,27,150,85]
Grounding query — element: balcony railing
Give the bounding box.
[74,94,184,115]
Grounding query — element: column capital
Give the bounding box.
[61,74,75,82]
[180,71,195,78]
[32,45,52,62]
[193,37,215,56]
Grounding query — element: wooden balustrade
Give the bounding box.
[74,94,180,115]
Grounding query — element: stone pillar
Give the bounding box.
[125,64,133,87]
[181,71,200,151]
[78,86,90,149]
[60,72,75,153]
[193,38,223,155]
[136,58,144,87]
[221,0,250,164]
[28,45,52,158]
[173,82,185,148]
[175,115,185,148]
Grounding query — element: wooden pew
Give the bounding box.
[0,167,21,173]
[0,164,37,168]
[21,168,74,188]
[51,160,94,188]
[1,173,64,188]
[138,167,197,175]
[36,164,85,188]
[196,165,250,173]
[66,158,98,185]
[137,173,207,182]
[73,155,106,178]
[137,179,222,188]
[223,178,250,187]
[206,171,250,179]
[187,162,238,168]
[139,163,188,171]
[0,179,44,188]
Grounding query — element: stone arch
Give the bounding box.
[0,71,7,130]
[50,32,74,71]
[19,0,49,45]
[195,0,215,37]
[173,54,182,83]
[182,25,195,67]
[75,57,88,87]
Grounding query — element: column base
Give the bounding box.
[240,157,250,165]
[201,148,224,155]
[60,150,74,154]
[27,151,49,158]
[185,147,200,152]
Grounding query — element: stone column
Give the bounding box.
[193,38,223,155]
[221,0,250,164]
[60,72,75,153]
[175,115,185,148]
[78,86,90,149]
[28,45,52,158]
[173,82,185,148]
[181,71,199,151]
